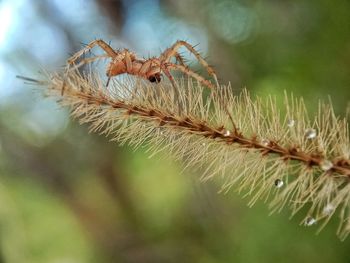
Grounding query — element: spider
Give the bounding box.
[63,39,219,94]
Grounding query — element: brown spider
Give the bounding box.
[63,39,219,94]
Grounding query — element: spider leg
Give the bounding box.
[162,68,178,89]
[69,54,110,71]
[124,49,133,72]
[66,54,111,90]
[63,39,119,95]
[160,40,219,88]
[173,52,195,85]
[67,39,118,65]
[174,52,186,66]
[165,63,215,89]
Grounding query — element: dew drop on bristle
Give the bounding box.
[261,138,270,146]
[320,159,333,171]
[224,130,231,137]
[305,128,317,139]
[287,119,295,127]
[305,217,316,226]
[274,179,284,188]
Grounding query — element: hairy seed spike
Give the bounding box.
[23,68,350,239]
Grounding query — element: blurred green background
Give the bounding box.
[1,0,350,262]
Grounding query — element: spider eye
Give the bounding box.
[148,74,161,83]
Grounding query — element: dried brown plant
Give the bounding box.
[21,69,350,239]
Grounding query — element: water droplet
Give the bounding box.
[261,138,270,146]
[287,119,295,127]
[224,130,231,137]
[305,217,316,226]
[320,159,333,171]
[274,179,284,188]
[322,204,334,215]
[305,128,317,139]
[158,129,164,135]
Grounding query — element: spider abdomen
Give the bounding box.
[107,61,127,77]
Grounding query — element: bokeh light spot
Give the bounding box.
[208,1,257,44]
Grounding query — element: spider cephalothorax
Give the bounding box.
[64,39,218,93]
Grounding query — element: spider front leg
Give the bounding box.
[67,39,118,66]
[173,52,186,66]
[162,68,179,89]
[68,54,110,72]
[164,63,215,89]
[62,39,118,95]
[160,40,219,88]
